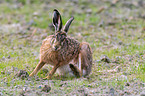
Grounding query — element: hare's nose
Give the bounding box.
[54,46,58,51]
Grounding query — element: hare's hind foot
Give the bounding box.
[69,64,82,78]
[43,75,51,80]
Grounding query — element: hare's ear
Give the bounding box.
[63,16,74,33]
[53,9,62,32]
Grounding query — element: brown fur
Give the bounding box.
[29,9,92,79]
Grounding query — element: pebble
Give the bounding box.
[100,55,111,63]
[2,56,5,60]
[17,70,29,80]
[125,82,130,86]
[41,85,51,92]
[78,88,85,93]
[0,92,3,96]
[38,85,42,89]
[7,55,11,59]
[85,9,92,14]
[109,88,115,96]
[1,71,5,74]
[140,91,145,96]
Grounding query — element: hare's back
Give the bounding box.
[59,38,80,62]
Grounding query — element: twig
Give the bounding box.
[97,7,105,14]
[31,28,37,37]
[97,65,120,73]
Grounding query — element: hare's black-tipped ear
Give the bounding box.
[63,16,74,33]
[53,9,62,32]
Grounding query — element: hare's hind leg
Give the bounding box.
[29,61,45,77]
[70,43,92,77]
[43,64,60,79]
[69,53,83,77]
[80,42,92,76]
[69,63,81,78]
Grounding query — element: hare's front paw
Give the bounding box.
[43,76,51,80]
[29,72,34,77]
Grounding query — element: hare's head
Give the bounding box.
[51,9,74,51]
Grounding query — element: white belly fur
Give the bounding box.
[56,59,78,77]
[57,64,74,76]
[56,57,87,77]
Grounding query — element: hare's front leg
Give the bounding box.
[29,61,45,77]
[43,64,60,79]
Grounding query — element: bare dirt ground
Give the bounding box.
[0,0,145,96]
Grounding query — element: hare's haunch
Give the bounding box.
[29,9,92,79]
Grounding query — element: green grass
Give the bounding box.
[0,0,145,95]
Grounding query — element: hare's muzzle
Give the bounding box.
[54,46,59,51]
[51,41,61,51]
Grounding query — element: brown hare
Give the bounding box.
[29,9,92,79]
